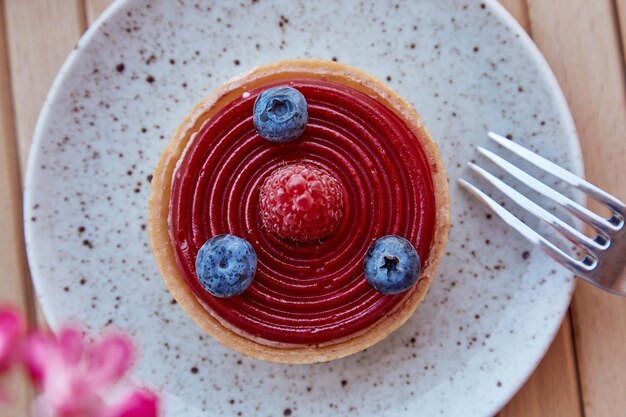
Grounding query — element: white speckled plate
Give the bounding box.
[24,0,583,416]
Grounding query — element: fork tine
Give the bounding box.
[477,145,619,233]
[488,132,626,220]
[458,179,595,273]
[467,162,608,252]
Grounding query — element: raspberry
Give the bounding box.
[259,164,344,242]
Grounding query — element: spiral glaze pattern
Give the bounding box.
[169,79,436,345]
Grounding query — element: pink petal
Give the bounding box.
[22,324,154,417]
[108,390,159,417]
[88,334,134,387]
[24,332,50,385]
[0,307,24,371]
[24,326,85,386]
[58,327,84,364]
[36,333,97,415]
[51,390,104,417]
[37,388,105,417]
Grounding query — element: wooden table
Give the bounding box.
[1,1,625,416]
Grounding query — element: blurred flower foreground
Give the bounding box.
[0,306,159,417]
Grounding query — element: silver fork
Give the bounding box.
[459,132,626,296]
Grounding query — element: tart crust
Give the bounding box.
[148,60,450,363]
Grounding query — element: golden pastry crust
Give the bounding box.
[148,60,450,363]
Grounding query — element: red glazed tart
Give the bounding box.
[148,60,450,363]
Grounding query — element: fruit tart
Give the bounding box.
[148,60,450,364]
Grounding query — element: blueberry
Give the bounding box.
[195,234,257,298]
[253,86,308,142]
[363,235,421,294]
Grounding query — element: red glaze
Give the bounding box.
[169,79,436,345]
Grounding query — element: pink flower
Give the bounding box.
[106,391,159,417]
[24,327,158,417]
[0,307,24,372]
[0,307,25,402]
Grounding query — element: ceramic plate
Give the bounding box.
[24,0,583,416]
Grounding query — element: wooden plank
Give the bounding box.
[0,1,35,415]
[526,0,626,416]
[4,0,85,172]
[85,0,113,25]
[0,3,32,308]
[4,0,86,329]
[496,1,582,416]
[616,0,626,64]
